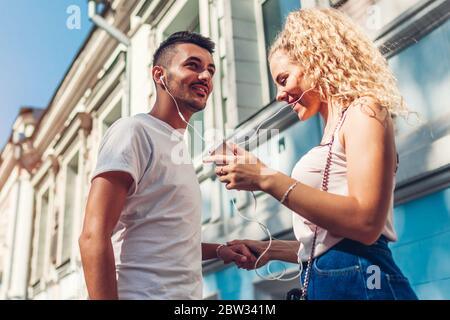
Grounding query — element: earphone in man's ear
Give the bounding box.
[158,74,188,123]
[159,75,166,88]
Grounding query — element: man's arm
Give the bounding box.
[79,171,133,300]
[202,243,223,260]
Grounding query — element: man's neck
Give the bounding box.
[149,96,192,130]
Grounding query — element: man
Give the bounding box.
[79,32,254,300]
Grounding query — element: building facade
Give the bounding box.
[0,0,449,299]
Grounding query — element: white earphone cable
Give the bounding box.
[161,76,207,143]
[236,87,314,148]
[230,192,302,281]
[162,77,308,281]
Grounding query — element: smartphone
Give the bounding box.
[203,140,235,166]
[207,140,235,156]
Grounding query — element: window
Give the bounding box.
[0,192,14,286]
[102,100,122,136]
[260,0,301,100]
[390,18,450,137]
[251,115,322,176]
[34,189,50,283]
[49,210,59,265]
[188,108,205,158]
[221,188,237,221]
[388,17,450,185]
[335,0,423,39]
[200,179,212,224]
[60,152,80,265]
[162,0,200,39]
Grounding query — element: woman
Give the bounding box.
[205,8,418,300]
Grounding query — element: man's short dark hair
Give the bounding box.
[152,31,215,67]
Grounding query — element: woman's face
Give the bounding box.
[269,50,322,121]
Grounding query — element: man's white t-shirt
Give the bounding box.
[91,113,202,299]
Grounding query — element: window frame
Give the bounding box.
[155,0,200,45]
[377,0,450,203]
[57,141,82,269]
[199,177,214,225]
[30,178,52,288]
[254,0,273,106]
[97,92,123,139]
[254,0,303,105]
[199,171,224,224]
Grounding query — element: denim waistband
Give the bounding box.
[332,235,392,258]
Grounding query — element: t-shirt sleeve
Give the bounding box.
[91,117,152,196]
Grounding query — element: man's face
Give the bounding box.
[164,43,215,112]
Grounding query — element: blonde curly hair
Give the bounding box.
[269,8,408,117]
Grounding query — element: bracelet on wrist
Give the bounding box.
[280,181,299,205]
[216,244,226,259]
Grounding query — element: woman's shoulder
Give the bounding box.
[345,96,391,125]
[346,96,392,129]
[340,96,395,147]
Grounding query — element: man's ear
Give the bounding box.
[152,66,165,88]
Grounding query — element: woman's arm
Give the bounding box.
[206,99,396,245]
[260,101,396,245]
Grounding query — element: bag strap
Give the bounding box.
[300,108,348,300]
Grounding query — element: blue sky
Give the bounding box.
[0,0,92,149]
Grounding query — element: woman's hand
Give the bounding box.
[218,243,257,266]
[203,143,275,191]
[227,239,271,270]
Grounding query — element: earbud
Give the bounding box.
[158,74,188,123]
[159,75,166,88]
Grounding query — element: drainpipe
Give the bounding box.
[88,0,132,116]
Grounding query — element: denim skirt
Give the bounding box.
[299,236,418,300]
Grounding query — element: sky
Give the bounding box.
[0,0,92,150]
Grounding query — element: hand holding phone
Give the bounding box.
[208,140,235,156]
[203,140,235,166]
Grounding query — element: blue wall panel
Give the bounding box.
[204,261,298,300]
[392,188,450,299]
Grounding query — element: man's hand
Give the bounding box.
[227,239,271,270]
[217,243,257,267]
